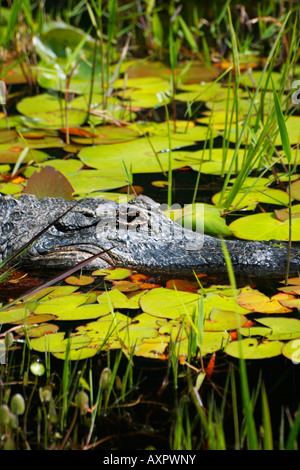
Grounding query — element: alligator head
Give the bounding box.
[0,193,298,277]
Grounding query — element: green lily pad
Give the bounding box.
[29,332,91,353]
[69,125,140,145]
[17,93,88,130]
[255,317,300,340]
[204,292,251,318]
[175,82,244,103]
[23,159,84,179]
[229,211,300,241]
[53,347,99,360]
[212,187,290,210]
[239,70,283,90]
[34,21,96,60]
[139,287,202,320]
[282,339,300,363]
[34,294,91,315]
[97,289,143,309]
[67,169,128,196]
[186,147,264,175]
[0,146,48,164]
[0,181,24,195]
[173,203,231,236]
[0,305,35,324]
[203,308,248,331]
[78,136,189,174]
[225,337,283,359]
[93,267,132,280]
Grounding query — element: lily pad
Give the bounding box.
[17,93,88,130]
[212,187,289,211]
[237,290,292,314]
[78,136,189,174]
[29,332,91,353]
[225,338,283,359]
[24,166,74,200]
[172,203,231,236]
[282,339,300,363]
[229,211,300,241]
[67,168,128,195]
[139,287,202,320]
[255,317,300,340]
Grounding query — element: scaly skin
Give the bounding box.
[0,193,298,277]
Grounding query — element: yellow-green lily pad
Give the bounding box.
[229,211,300,241]
[225,338,283,359]
[139,287,202,320]
[282,339,300,363]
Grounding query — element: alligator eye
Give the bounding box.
[117,208,148,229]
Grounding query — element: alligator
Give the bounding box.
[0,193,298,278]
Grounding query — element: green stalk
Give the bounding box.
[261,381,273,450]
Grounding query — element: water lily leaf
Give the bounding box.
[34,294,91,315]
[20,323,59,338]
[173,203,231,236]
[255,317,300,340]
[93,267,132,280]
[203,308,248,331]
[52,303,114,321]
[166,279,200,293]
[131,120,217,143]
[274,204,300,222]
[159,331,230,360]
[204,292,251,318]
[121,90,171,109]
[75,312,130,349]
[229,212,300,241]
[23,159,84,179]
[133,339,169,360]
[0,146,48,164]
[212,187,289,210]
[74,95,136,124]
[139,287,202,320]
[225,338,283,359]
[78,136,188,173]
[53,347,98,360]
[0,305,35,324]
[70,125,140,145]
[0,181,24,195]
[288,179,300,201]
[17,93,87,129]
[29,332,91,353]
[24,285,79,302]
[118,313,160,348]
[237,290,292,314]
[239,70,283,90]
[175,61,220,84]
[65,275,95,286]
[175,82,244,103]
[97,289,143,309]
[67,168,128,196]
[282,339,300,363]
[37,59,106,95]
[273,116,300,146]
[35,21,95,59]
[186,148,263,176]
[24,166,74,200]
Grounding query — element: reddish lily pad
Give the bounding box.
[24,166,74,200]
[237,290,292,314]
